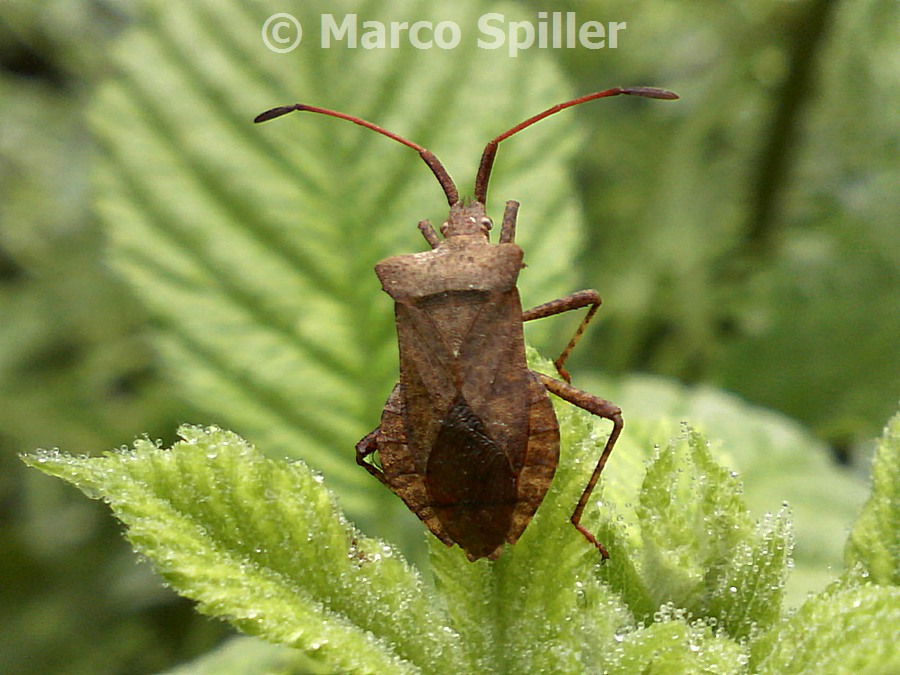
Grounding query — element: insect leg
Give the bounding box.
[355,429,390,487]
[499,200,519,244]
[536,373,622,560]
[522,290,602,383]
[417,219,441,249]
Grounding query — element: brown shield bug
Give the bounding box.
[255,87,678,561]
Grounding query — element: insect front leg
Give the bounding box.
[522,290,602,383]
[356,382,411,492]
[536,373,622,560]
[355,428,391,487]
[417,219,441,249]
[499,200,520,243]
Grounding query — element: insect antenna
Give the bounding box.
[473,86,678,205]
[255,104,460,207]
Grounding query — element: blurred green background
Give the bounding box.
[1,0,896,673]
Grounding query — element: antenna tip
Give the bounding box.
[254,105,303,123]
[622,87,679,100]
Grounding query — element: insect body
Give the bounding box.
[256,87,678,560]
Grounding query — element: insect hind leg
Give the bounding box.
[536,372,622,560]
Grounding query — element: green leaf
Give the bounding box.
[25,371,817,673]
[583,372,868,603]
[163,636,325,675]
[703,509,792,640]
[638,431,750,601]
[750,580,900,675]
[23,425,464,674]
[29,370,898,673]
[631,428,793,639]
[845,412,899,585]
[606,614,747,674]
[90,0,591,541]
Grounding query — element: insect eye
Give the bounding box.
[480,217,493,230]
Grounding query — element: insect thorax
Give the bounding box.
[375,241,524,302]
